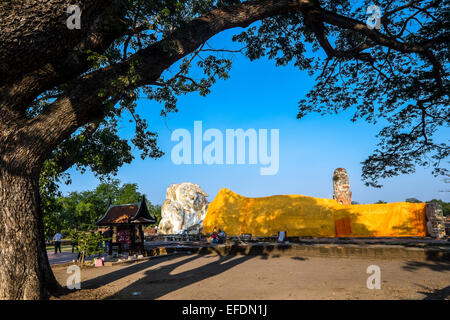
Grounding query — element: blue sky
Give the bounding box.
[59,28,449,205]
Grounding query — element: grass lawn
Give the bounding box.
[46,244,73,253]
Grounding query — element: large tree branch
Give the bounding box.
[10,0,447,168]
[26,0,317,161]
[52,122,99,174]
[308,5,447,96]
[0,0,129,110]
[302,9,374,62]
[317,7,443,54]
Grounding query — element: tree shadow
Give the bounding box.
[80,254,194,290]
[105,253,255,299]
[415,284,450,300]
[258,253,290,260]
[402,260,450,272]
[291,256,308,261]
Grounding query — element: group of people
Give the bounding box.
[211,227,227,244]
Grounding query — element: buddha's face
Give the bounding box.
[176,183,208,211]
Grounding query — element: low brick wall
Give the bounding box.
[169,243,450,262]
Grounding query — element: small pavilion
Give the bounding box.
[96,196,156,256]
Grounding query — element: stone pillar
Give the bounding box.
[426,202,446,239]
[333,168,352,205]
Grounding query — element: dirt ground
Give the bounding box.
[52,253,450,300]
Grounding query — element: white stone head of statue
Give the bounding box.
[170,182,209,211]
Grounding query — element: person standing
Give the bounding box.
[71,237,77,253]
[218,229,227,244]
[102,229,112,254]
[53,231,63,254]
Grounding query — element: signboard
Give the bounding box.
[94,259,104,267]
[117,228,131,244]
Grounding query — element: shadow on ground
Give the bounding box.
[415,284,450,300]
[106,253,256,299]
[79,255,183,290]
[77,253,264,299]
[402,260,450,272]
[404,261,450,300]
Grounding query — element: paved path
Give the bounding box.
[48,238,449,266]
[48,252,78,265]
[52,254,450,300]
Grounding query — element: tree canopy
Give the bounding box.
[42,179,161,239]
[1,0,447,186]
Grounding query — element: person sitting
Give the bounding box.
[211,227,218,244]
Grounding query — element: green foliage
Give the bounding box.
[71,230,107,265]
[35,3,238,230]
[30,1,237,177]
[117,183,141,204]
[232,0,449,187]
[42,180,160,238]
[148,203,162,225]
[374,200,387,204]
[405,198,422,203]
[30,0,448,198]
[39,121,136,238]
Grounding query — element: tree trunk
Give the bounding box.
[0,167,62,299]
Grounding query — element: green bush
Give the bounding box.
[70,231,109,265]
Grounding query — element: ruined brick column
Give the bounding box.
[333,168,352,205]
[426,202,446,239]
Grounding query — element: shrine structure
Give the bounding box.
[96,196,156,255]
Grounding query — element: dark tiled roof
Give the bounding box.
[98,204,138,224]
[96,197,156,226]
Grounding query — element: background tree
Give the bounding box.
[0,0,448,299]
[116,183,143,204]
[43,180,154,238]
[405,197,422,203]
[149,204,163,225]
[70,230,107,266]
[427,199,450,216]
[39,123,134,238]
